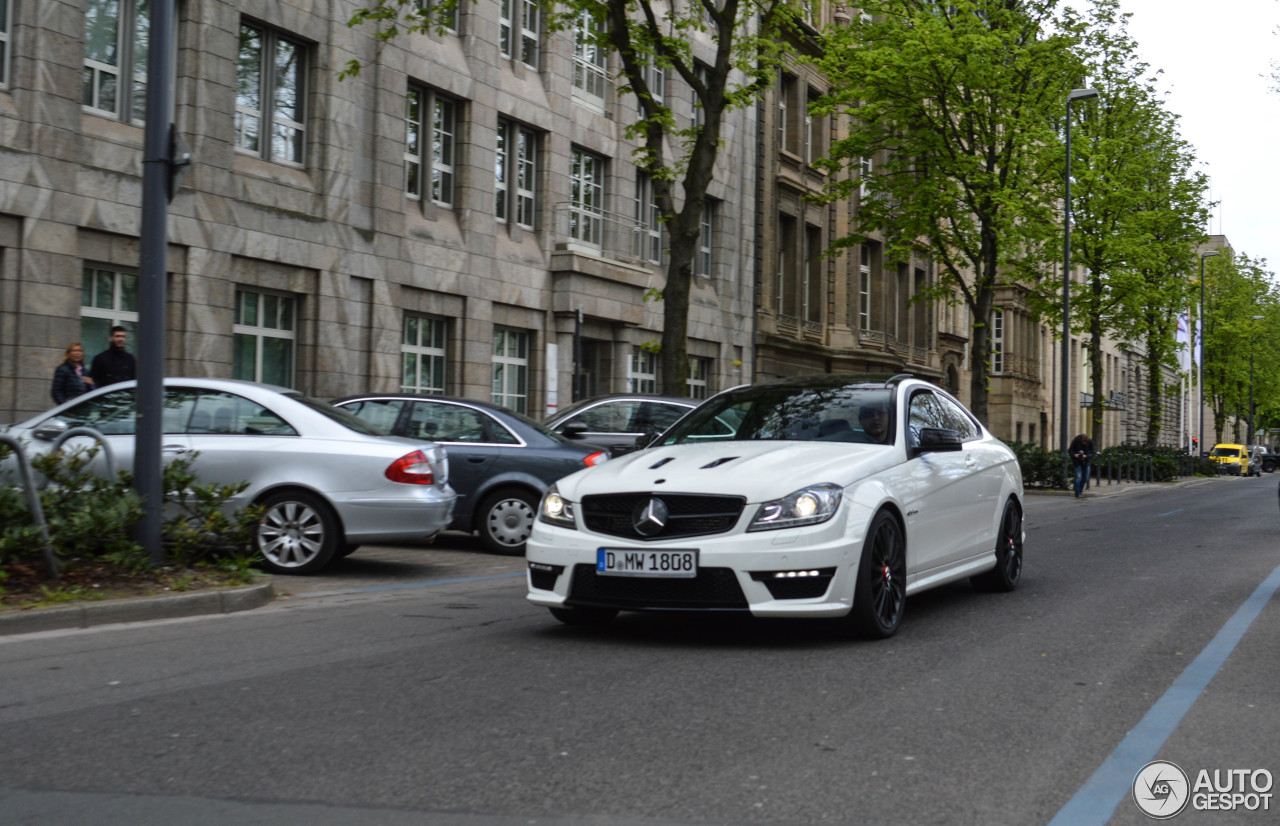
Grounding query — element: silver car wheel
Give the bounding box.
[480,490,537,555]
[257,491,339,574]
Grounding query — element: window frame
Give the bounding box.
[496,118,537,229]
[83,0,150,124]
[492,328,531,414]
[401,314,448,395]
[80,266,140,357]
[414,0,458,33]
[629,346,658,394]
[635,174,663,264]
[404,84,457,208]
[235,21,308,167]
[572,10,608,108]
[500,0,539,68]
[1,0,12,88]
[687,356,710,400]
[570,147,605,248]
[991,308,1004,375]
[859,245,872,331]
[695,200,714,279]
[232,288,297,387]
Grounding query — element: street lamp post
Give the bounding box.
[1061,88,1099,456]
[1198,249,1220,455]
[1249,314,1265,446]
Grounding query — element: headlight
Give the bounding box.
[538,485,577,529]
[747,483,843,532]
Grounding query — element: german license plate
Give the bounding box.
[597,548,698,578]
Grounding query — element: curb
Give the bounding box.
[1024,476,1225,499]
[0,581,275,637]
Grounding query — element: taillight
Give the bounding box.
[583,451,608,467]
[385,450,435,485]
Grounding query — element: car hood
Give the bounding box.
[555,440,897,501]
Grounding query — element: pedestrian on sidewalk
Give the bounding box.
[89,325,136,389]
[51,341,95,404]
[1068,433,1096,498]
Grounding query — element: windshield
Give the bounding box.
[1210,447,1241,458]
[659,382,895,446]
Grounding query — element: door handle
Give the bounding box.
[466,456,487,463]
[162,444,188,454]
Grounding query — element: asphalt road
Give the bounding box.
[1,477,1277,826]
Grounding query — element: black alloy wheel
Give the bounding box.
[847,510,906,639]
[972,499,1023,592]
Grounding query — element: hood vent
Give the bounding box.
[699,456,738,469]
[648,457,675,469]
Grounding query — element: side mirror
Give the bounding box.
[32,418,69,442]
[560,421,588,439]
[913,427,963,456]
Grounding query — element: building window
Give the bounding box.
[402,315,447,394]
[779,72,801,156]
[233,289,296,387]
[81,267,139,357]
[636,56,664,112]
[692,62,708,132]
[570,148,604,247]
[687,357,710,400]
[859,245,872,331]
[630,346,658,394]
[860,155,873,199]
[236,22,306,166]
[696,201,714,278]
[414,0,458,32]
[496,119,537,228]
[991,308,1004,375]
[806,87,825,165]
[1,0,12,86]
[405,85,457,207]
[635,175,663,264]
[492,328,530,414]
[804,224,822,323]
[500,0,539,68]
[777,214,797,317]
[572,10,607,106]
[84,0,150,123]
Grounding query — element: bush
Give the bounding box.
[1005,441,1069,489]
[1,445,259,576]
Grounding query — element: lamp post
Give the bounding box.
[1198,249,1220,455]
[1061,87,1099,455]
[1249,314,1265,446]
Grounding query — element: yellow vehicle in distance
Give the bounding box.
[1209,443,1252,476]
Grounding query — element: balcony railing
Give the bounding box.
[553,203,652,267]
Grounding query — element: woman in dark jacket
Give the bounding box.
[51,342,95,404]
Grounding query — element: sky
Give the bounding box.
[1115,0,1280,273]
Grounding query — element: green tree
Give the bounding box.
[346,0,797,395]
[1201,251,1277,445]
[1063,1,1209,445]
[813,0,1082,424]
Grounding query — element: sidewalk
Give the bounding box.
[1024,475,1220,499]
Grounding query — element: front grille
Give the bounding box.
[581,493,746,540]
[566,564,749,611]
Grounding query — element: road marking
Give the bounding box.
[1048,562,1280,825]
[294,572,525,598]
[1157,509,1183,517]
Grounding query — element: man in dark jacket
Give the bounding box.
[1068,433,1096,498]
[90,326,137,389]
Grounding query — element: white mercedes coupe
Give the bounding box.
[526,374,1024,638]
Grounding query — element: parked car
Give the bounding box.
[1246,445,1266,476]
[526,374,1025,638]
[333,394,608,554]
[544,394,699,456]
[1,379,455,574]
[1208,443,1251,476]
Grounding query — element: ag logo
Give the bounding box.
[1133,760,1190,819]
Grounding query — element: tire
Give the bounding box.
[972,499,1023,592]
[1264,459,1276,474]
[478,488,538,555]
[845,510,906,639]
[336,543,361,558]
[550,606,619,627]
[255,490,340,575]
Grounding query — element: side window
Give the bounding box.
[934,393,980,441]
[643,402,687,432]
[161,390,201,434]
[572,402,641,433]
[907,392,948,446]
[341,400,406,435]
[58,389,137,435]
[190,392,297,436]
[408,403,492,443]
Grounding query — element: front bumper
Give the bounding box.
[525,508,867,618]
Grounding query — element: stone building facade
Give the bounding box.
[0,0,756,424]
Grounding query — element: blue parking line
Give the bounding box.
[298,571,525,597]
[1048,563,1280,825]
[1157,508,1183,517]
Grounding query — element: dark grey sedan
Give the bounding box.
[543,394,699,456]
[333,395,608,554]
